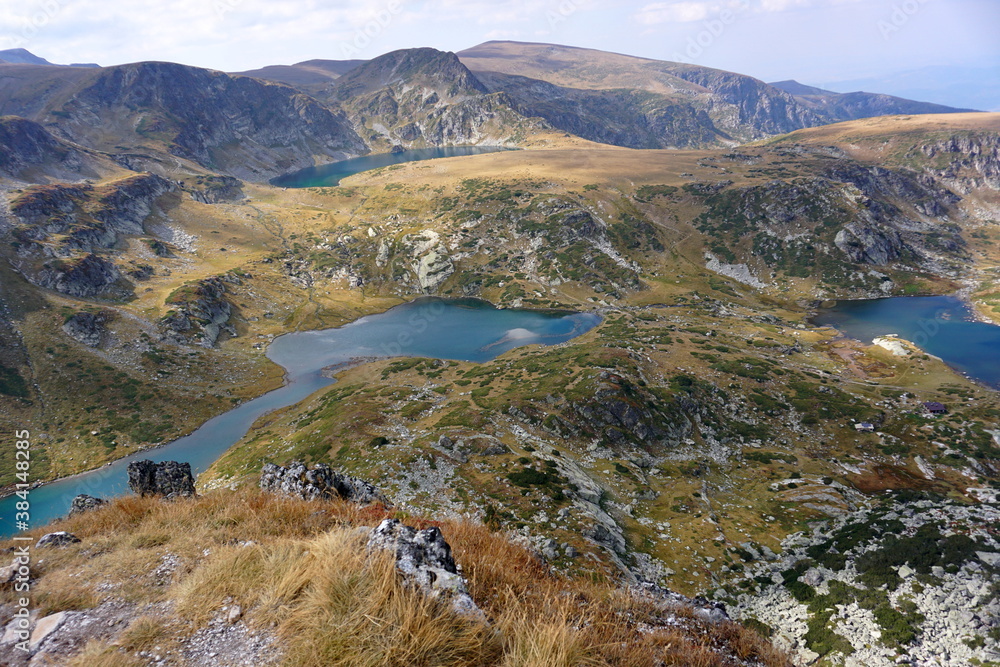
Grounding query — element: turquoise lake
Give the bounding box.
[0,298,599,537]
[270,146,515,188]
[814,295,1000,389]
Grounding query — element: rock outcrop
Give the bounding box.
[728,495,1000,666]
[259,461,386,505]
[35,532,81,548]
[159,277,233,347]
[8,173,175,298]
[366,518,483,619]
[126,460,196,498]
[68,494,106,516]
[34,254,125,298]
[185,175,245,203]
[11,173,175,254]
[61,311,112,347]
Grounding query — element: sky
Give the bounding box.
[1,0,998,107]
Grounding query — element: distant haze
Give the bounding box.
[821,65,1000,112]
[0,0,996,110]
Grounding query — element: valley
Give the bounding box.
[0,40,998,666]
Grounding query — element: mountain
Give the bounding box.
[0,61,365,180]
[0,48,99,68]
[459,41,818,147]
[233,58,364,92]
[770,78,972,122]
[0,48,53,65]
[0,43,975,185]
[769,79,834,96]
[0,115,120,182]
[457,41,972,147]
[823,64,1000,113]
[318,48,543,151]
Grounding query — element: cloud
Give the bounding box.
[633,1,746,25]
[632,0,863,25]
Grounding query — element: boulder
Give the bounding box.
[36,532,81,549]
[68,494,105,516]
[126,460,196,498]
[366,518,483,619]
[259,461,386,505]
[61,311,112,348]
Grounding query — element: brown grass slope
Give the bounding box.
[0,490,789,667]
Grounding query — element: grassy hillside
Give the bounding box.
[0,489,788,666]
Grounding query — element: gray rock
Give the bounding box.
[259,461,386,505]
[36,532,81,548]
[366,518,483,619]
[159,276,232,347]
[126,460,196,498]
[29,611,68,651]
[61,311,111,347]
[68,494,105,516]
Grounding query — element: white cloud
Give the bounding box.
[632,0,865,25]
[633,1,748,25]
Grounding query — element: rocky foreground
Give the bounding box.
[726,490,1000,666]
[0,462,788,666]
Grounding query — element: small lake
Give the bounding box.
[0,298,600,537]
[271,146,515,188]
[814,295,1000,388]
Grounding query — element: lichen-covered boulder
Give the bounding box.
[126,460,196,498]
[259,461,385,505]
[366,518,483,619]
[36,532,81,549]
[68,494,106,516]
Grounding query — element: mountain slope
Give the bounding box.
[460,41,819,145]
[233,59,365,92]
[321,48,545,151]
[771,79,972,122]
[0,62,367,180]
[0,116,121,182]
[0,48,98,68]
[0,48,53,65]
[460,41,972,147]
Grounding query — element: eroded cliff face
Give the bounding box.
[919,132,1000,192]
[659,65,821,141]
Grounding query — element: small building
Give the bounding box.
[923,402,947,416]
[855,422,875,433]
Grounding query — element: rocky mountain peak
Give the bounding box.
[331,47,488,102]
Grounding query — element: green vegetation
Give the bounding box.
[0,364,29,398]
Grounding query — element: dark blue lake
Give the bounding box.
[0,298,599,537]
[271,146,515,188]
[814,295,1000,388]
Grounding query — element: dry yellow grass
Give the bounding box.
[1,489,789,666]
